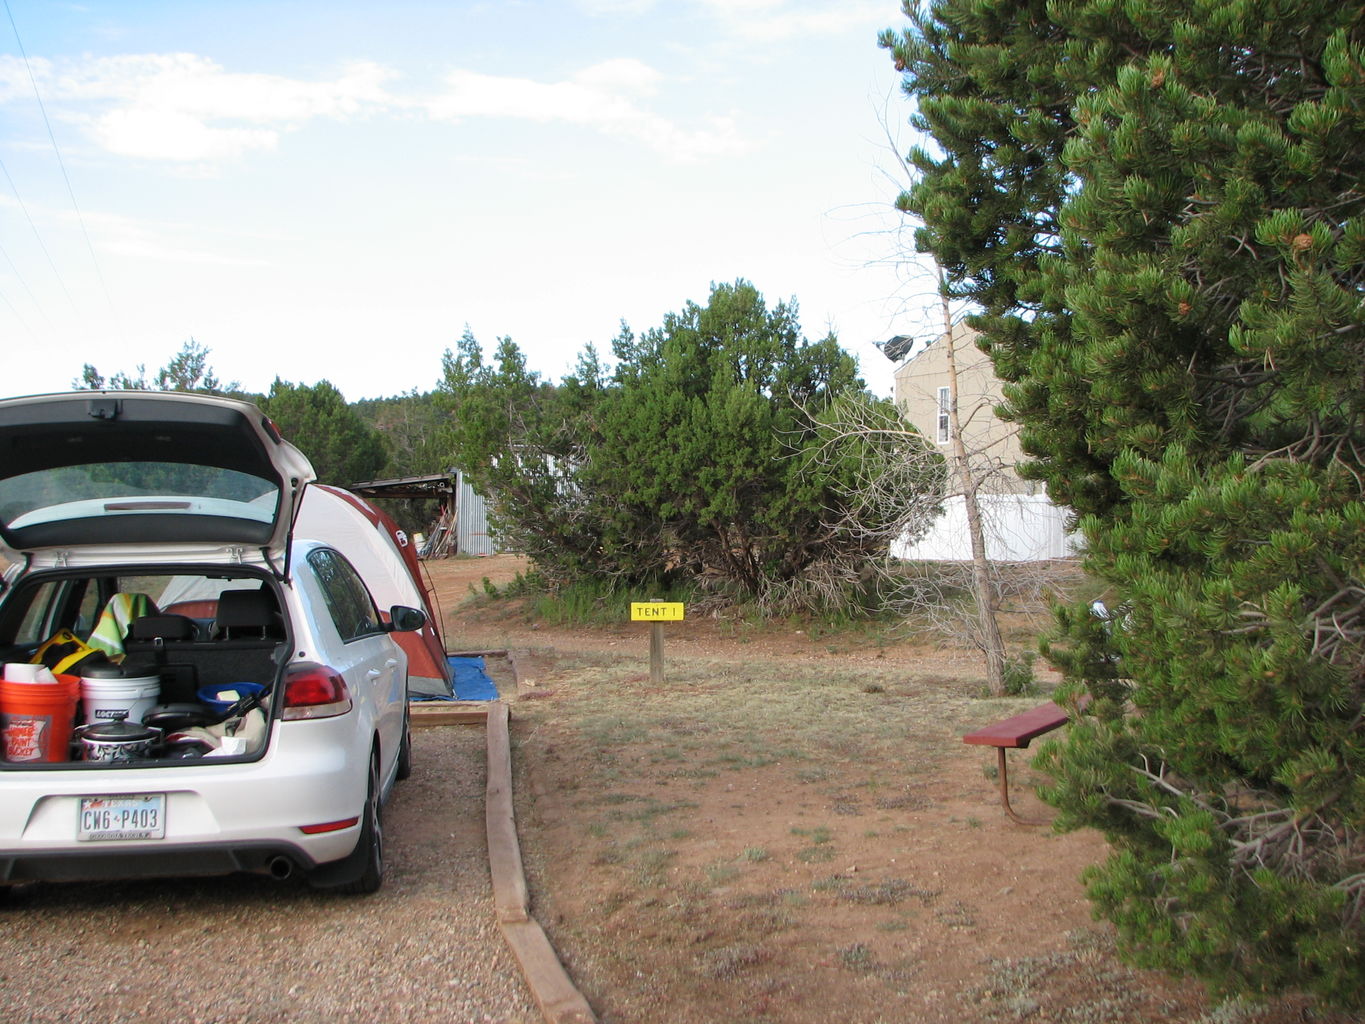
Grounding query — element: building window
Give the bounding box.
[936,386,951,443]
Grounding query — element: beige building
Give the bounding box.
[889,321,1038,496]
[886,321,1075,560]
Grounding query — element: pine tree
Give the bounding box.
[439,330,610,578]
[590,280,874,599]
[886,0,1365,1007]
[438,284,916,606]
[259,379,387,487]
[74,338,240,395]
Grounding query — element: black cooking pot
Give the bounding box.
[76,714,162,762]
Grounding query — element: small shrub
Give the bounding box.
[1001,651,1039,696]
[501,570,538,597]
[838,943,875,972]
[697,943,767,980]
[706,861,741,886]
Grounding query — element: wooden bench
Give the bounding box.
[963,701,1072,825]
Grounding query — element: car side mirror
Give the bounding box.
[388,605,427,632]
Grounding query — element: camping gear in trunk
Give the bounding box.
[79,661,161,725]
[0,671,80,762]
[76,714,162,762]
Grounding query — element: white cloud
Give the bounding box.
[0,53,396,163]
[571,57,663,95]
[89,108,278,162]
[426,59,744,160]
[0,55,41,101]
[52,53,394,119]
[58,201,283,267]
[101,230,275,267]
[2,50,742,164]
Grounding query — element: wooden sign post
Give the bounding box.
[630,600,685,684]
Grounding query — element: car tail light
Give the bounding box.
[299,817,359,834]
[282,662,353,720]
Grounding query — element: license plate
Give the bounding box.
[77,795,166,841]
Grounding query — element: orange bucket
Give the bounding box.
[0,673,80,762]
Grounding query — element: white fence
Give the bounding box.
[892,493,1081,562]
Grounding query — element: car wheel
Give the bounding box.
[336,753,384,895]
[396,702,413,781]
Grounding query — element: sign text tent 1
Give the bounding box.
[630,601,685,683]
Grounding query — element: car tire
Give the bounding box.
[335,752,384,895]
[396,702,413,781]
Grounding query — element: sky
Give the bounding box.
[0,0,938,403]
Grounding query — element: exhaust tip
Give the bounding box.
[267,856,295,880]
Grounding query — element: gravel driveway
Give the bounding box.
[0,727,538,1024]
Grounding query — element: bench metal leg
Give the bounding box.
[995,747,1048,826]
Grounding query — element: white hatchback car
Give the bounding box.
[0,391,421,894]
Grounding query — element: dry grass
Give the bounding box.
[426,557,1348,1024]
[500,644,1350,1024]
[508,651,996,1022]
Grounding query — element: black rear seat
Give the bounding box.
[125,613,202,700]
[122,592,287,700]
[130,613,201,644]
[213,589,285,641]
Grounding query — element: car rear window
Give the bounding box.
[0,461,280,536]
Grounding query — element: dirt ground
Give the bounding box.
[423,554,1346,1024]
[0,727,537,1024]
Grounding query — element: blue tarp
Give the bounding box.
[447,655,499,701]
[410,655,499,702]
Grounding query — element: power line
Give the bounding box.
[0,153,78,312]
[0,229,52,329]
[3,0,114,313]
[0,278,37,341]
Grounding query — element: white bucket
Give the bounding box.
[80,673,161,725]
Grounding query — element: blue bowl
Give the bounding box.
[197,682,267,715]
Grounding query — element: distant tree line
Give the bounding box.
[77,338,395,491]
[71,284,936,605]
[437,280,938,607]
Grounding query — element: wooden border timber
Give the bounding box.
[410,702,488,726]
[486,703,597,1024]
[412,648,596,1021]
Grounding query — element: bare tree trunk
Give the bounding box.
[938,283,1007,695]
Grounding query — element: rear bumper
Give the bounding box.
[0,718,371,884]
[0,839,323,883]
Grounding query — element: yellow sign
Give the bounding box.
[631,602,685,621]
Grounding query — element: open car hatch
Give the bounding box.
[0,391,316,567]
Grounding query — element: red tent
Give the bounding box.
[298,485,453,698]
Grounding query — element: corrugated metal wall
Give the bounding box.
[455,471,498,556]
